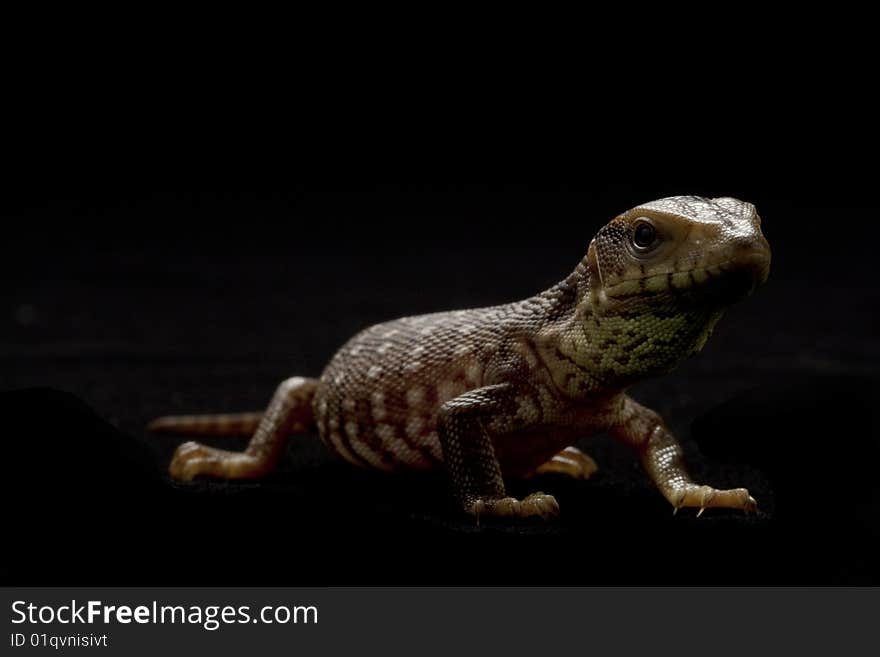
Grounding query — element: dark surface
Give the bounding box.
[2,184,878,585]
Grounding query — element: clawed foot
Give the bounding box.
[670,485,757,516]
[534,446,598,480]
[467,492,560,521]
[169,441,266,481]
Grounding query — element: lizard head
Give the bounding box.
[571,196,771,387]
[587,195,771,307]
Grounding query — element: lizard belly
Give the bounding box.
[312,313,490,472]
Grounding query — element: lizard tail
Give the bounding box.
[148,412,265,437]
[148,377,319,438]
[148,408,318,436]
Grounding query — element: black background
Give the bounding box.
[2,176,877,585]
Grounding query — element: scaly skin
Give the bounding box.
[151,195,771,519]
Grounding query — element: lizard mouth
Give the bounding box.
[705,266,761,303]
[605,257,770,304]
[605,237,771,304]
[714,238,772,300]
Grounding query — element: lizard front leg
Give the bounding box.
[437,383,560,520]
[611,396,757,515]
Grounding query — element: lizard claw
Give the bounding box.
[466,492,560,521]
[524,492,560,519]
[696,487,715,517]
[169,441,265,480]
[669,485,756,516]
[671,489,686,515]
[169,441,209,481]
[493,497,521,517]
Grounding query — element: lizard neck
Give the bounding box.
[530,253,591,323]
[530,251,725,399]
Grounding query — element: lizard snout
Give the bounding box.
[732,233,771,289]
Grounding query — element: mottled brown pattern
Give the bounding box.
[154,196,771,519]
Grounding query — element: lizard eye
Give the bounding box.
[632,219,658,250]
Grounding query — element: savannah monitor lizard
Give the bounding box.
[150,195,771,519]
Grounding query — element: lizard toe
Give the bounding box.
[169,441,211,480]
[519,492,560,520]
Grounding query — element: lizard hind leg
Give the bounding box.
[163,376,318,481]
[534,446,598,480]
